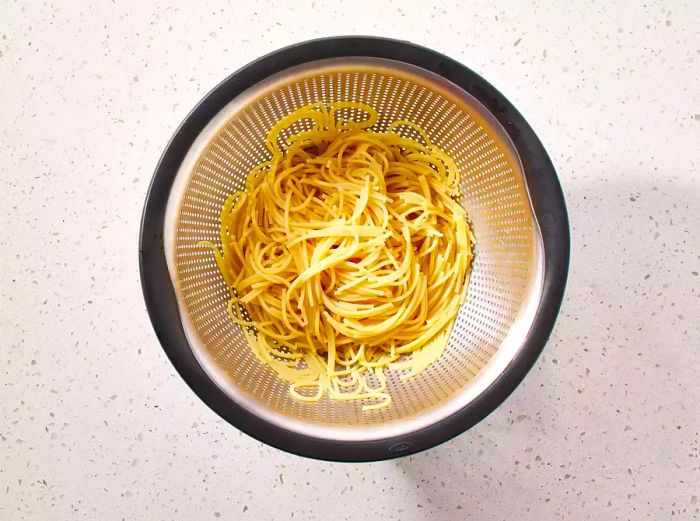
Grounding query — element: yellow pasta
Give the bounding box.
[204,102,474,411]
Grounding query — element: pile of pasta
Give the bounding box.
[205,102,474,411]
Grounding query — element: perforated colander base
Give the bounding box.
[164,58,543,441]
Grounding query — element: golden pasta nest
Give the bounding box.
[204,102,474,410]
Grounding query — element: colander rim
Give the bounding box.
[139,36,569,462]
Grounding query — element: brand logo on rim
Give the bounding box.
[388,442,412,454]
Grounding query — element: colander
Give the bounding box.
[139,37,569,461]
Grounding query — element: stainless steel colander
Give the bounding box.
[140,37,569,461]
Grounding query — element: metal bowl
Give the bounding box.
[140,37,569,461]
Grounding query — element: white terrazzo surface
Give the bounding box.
[1,1,699,519]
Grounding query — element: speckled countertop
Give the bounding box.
[1,1,699,519]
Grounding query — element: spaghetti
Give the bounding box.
[204,102,474,410]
